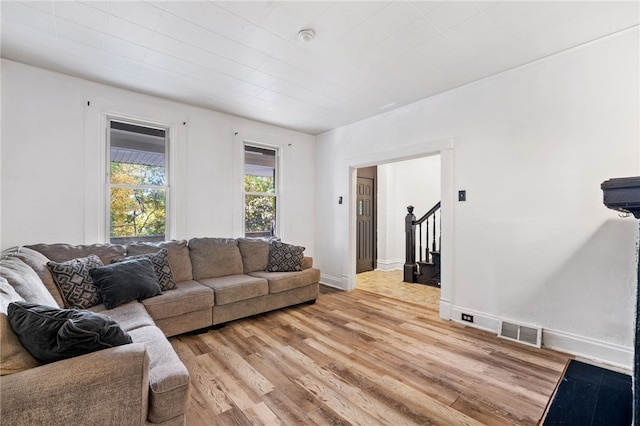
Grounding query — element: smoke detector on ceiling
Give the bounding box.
[298,29,315,42]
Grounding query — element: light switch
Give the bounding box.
[458,190,466,202]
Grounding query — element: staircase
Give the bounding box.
[403,203,441,287]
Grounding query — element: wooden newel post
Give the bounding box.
[404,206,417,283]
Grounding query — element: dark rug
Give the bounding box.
[543,360,632,425]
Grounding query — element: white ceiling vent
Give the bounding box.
[498,320,542,348]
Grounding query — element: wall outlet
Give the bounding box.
[461,313,474,323]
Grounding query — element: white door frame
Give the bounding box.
[345,138,454,320]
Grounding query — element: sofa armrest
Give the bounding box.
[1,343,149,426]
[302,256,313,270]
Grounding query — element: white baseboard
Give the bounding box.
[320,273,347,290]
[449,305,633,371]
[375,259,403,271]
[450,306,501,333]
[543,327,633,372]
[439,299,451,321]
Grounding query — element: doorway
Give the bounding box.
[347,139,453,320]
[354,154,444,311]
[356,166,376,273]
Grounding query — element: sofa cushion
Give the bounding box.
[189,238,243,280]
[4,247,65,308]
[142,280,214,321]
[0,277,24,312]
[90,258,161,309]
[126,240,193,282]
[89,300,155,332]
[128,326,190,423]
[0,278,40,375]
[27,243,126,265]
[198,274,268,305]
[237,238,271,273]
[266,241,305,272]
[7,301,132,364]
[113,248,176,291]
[301,256,313,270]
[249,268,321,293]
[0,313,41,375]
[1,255,59,308]
[47,255,104,309]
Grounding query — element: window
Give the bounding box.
[108,120,169,243]
[244,144,278,237]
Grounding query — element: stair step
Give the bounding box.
[415,272,441,287]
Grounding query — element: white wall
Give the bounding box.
[1,60,316,255]
[377,155,440,270]
[0,58,3,250]
[315,28,639,369]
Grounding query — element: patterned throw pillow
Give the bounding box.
[266,242,305,272]
[46,255,104,309]
[113,249,176,291]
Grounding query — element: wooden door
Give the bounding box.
[356,167,376,273]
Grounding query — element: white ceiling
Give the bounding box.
[2,1,638,135]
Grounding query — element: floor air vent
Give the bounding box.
[498,320,542,348]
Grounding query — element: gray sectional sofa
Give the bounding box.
[0,237,320,425]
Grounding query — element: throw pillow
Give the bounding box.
[7,301,132,364]
[113,249,176,291]
[266,241,305,272]
[89,258,161,309]
[47,255,104,309]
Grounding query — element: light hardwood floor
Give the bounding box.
[170,279,570,426]
[356,269,441,307]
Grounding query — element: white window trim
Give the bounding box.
[105,115,173,243]
[84,96,185,244]
[242,141,281,238]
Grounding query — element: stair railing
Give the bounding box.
[403,202,441,283]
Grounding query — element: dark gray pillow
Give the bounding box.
[266,241,305,272]
[89,258,161,309]
[112,249,176,291]
[7,301,132,364]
